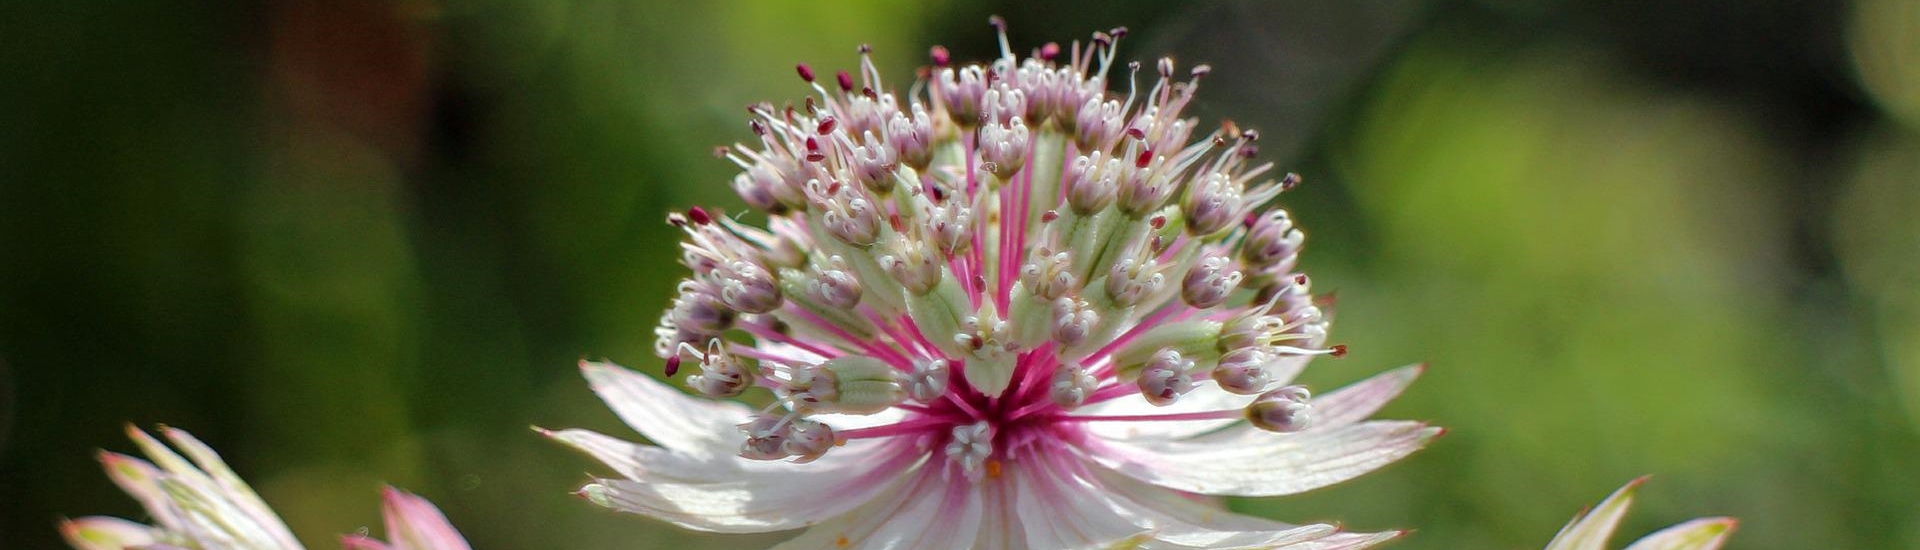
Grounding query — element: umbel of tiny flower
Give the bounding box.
[544,17,1441,549]
[60,424,472,550]
[1542,478,1737,550]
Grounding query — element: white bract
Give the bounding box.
[548,18,1441,549]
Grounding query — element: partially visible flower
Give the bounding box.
[61,425,305,550]
[340,488,474,550]
[60,425,471,550]
[547,18,1440,549]
[1543,478,1736,550]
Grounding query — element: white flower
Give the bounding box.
[61,425,470,550]
[547,18,1441,549]
[1544,478,1736,550]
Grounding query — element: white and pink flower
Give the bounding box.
[546,18,1441,549]
[61,425,470,550]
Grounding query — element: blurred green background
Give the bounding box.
[4,0,1917,548]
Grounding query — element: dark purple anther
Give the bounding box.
[805,137,826,162]
[836,70,855,92]
[930,45,951,67]
[796,63,815,82]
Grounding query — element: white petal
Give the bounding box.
[972,476,1027,550]
[579,360,753,456]
[1308,364,1423,428]
[768,465,983,550]
[1545,478,1644,550]
[1088,421,1440,497]
[1262,355,1312,387]
[1088,468,1340,549]
[1010,457,1153,550]
[541,427,889,483]
[575,443,921,534]
[1078,381,1259,441]
[1083,466,1406,550]
[1621,518,1737,550]
[810,407,910,431]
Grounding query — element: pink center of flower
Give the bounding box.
[653,19,1338,475]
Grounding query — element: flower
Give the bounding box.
[340,488,475,550]
[546,18,1440,549]
[1543,478,1736,550]
[61,424,470,550]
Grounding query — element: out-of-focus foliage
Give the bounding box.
[3,0,1917,549]
[1850,0,1920,125]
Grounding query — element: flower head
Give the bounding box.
[61,425,470,550]
[551,19,1440,549]
[1543,478,1736,550]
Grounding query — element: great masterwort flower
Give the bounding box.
[62,425,470,550]
[1541,478,1736,550]
[546,19,1441,549]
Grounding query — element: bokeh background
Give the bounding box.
[4,0,1918,548]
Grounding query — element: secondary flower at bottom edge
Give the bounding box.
[60,425,471,550]
[1541,478,1736,550]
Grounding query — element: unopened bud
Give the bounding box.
[782,418,836,463]
[1211,347,1273,395]
[1137,348,1196,406]
[1180,252,1241,309]
[718,261,783,314]
[1050,363,1098,409]
[1247,385,1312,433]
[737,414,791,460]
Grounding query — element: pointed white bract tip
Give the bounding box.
[60,516,157,550]
[578,483,617,509]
